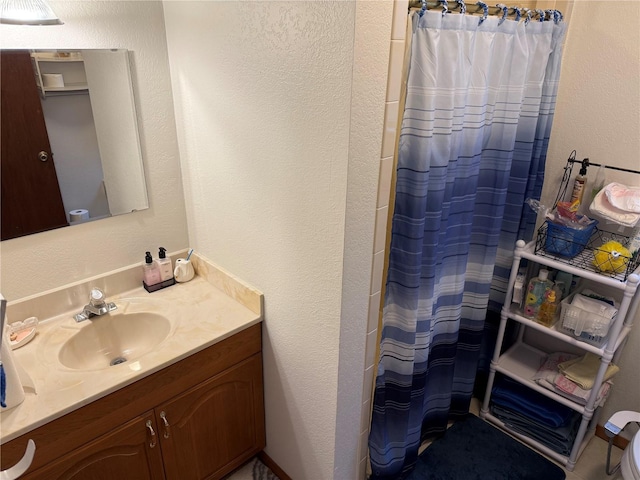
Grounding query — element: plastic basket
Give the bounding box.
[544,220,598,258]
[558,293,616,347]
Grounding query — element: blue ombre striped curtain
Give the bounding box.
[369,9,566,479]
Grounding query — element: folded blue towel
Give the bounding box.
[491,404,581,456]
[491,376,574,428]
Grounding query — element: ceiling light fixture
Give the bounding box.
[0,0,63,25]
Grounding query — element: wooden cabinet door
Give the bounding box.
[22,411,165,480]
[1,50,69,240]
[157,354,265,480]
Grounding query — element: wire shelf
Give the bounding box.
[534,223,640,282]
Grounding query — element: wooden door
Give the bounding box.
[1,50,68,240]
[21,411,166,480]
[157,354,266,480]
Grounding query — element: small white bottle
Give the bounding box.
[143,251,161,287]
[156,247,174,281]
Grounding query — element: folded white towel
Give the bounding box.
[605,182,640,213]
[571,294,617,320]
[590,187,640,227]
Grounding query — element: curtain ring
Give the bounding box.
[496,3,508,25]
[551,9,563,24]
[524,8,533,25]
[476,1,488,24]
[513,6,522,22]
[457,0,467,14]
[419,0,427,17]
[439,0,449,16]
[535,9,545,22]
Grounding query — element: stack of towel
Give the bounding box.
[590,182,640,227]
[490,376,580,455]
[532,352,619,406]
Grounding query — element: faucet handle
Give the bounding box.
[89,288,106,307]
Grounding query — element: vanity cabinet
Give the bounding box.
[1,324,265,480]
[20,412,165,480]
[157,355,263,479]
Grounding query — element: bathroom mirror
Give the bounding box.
[0,48,149,241]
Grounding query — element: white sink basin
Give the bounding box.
[58,312,171,370]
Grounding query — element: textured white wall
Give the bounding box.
[163,1,390,477]
[0,1,188,301]
[541,2,640,434]
[334,1,393,478]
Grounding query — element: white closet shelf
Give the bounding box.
[40,83,88,92]
[503,305,633,356]
[522,237,640,290]
[482,411,593,467]
[494,341,609,414]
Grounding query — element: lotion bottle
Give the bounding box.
[156,247,173,281]
[537,285,561,327]
[143,251,161,287]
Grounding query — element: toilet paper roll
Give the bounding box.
[69,209,89,222]
[42,73,64,88]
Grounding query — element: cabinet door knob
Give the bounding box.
[146,419,157,448]
[38,151,49,162]
[160,411,171,439]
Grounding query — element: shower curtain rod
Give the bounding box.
[408,1,561,20]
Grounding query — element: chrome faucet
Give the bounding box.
[74,288,117,322]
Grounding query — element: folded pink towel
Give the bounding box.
[532,352,611,405]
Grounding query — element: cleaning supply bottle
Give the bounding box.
[590,163,606,202]
[537,285,561,327]
[143,251,161,287]
[569,158,588,208]
[523,269,553,319]
[156,247,173,281]
[627,225,640,259]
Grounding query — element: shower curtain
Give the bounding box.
[369,9,566,479]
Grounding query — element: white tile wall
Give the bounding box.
[356,1,409,478]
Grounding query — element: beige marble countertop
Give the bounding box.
[0,253,263,444]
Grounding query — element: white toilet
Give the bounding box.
[606,411,640,480]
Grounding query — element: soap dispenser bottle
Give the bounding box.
[156,247,173,281]
[523,269,553,320]
[143,251,161,287]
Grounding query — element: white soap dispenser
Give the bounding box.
[143,251,161,288]
[156,247,173,282]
